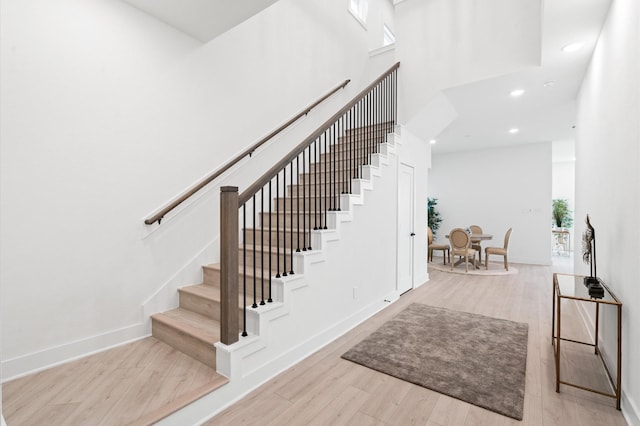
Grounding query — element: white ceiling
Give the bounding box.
[431,0,612,154]
[121,0,279,42]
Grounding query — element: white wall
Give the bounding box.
[365,0,396,52]
[0,0,394,378]
[574,0,640,423]
[429,143,552,265]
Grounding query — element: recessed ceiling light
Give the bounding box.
[510,89,525,97]
[562,42,583,53]
[429,139,437,145]
[509,128,519,134]
[543,80,556,87]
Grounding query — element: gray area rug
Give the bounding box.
[342,303,528,420]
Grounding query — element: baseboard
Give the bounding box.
[623,392,640,426]
[1,323,149,382]
[155,293,398,426]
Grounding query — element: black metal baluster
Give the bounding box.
[275,173,281,278]
[289,161,294,275]
[252,195,258,308]
[268,181,273,302]
[368,92,372,164]
[314,139,319,230]
[260,189,265,305]
[350,107,354,193]
[323,131,328,229]
[282,166,287,277]
[377,83,381,151]
[334,125,338,209]
[340,116,345,194]
[242,205,248,334]
[296,155,301,252]
[302,149,308,250]
[355,102,360,180]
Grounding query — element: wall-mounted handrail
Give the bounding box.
[144,78,351,225]
[239,63,399,205]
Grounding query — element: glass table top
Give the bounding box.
[554,273,621,304]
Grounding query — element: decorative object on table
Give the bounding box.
[552,199,573,229]
[428,197,443,239]
[341,303,529,420]
[582,214,604,298]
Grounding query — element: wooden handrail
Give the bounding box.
[239,62,399,205]
[144,78,351,225]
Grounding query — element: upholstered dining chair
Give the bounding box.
[449,228,476,272]
[469,225,483,264]
[485,228,513,271]
[428,227,450,264]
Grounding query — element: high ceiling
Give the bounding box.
[431,0,612,154]
[121,0,278,42]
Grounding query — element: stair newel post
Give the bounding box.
[220,186,241,343]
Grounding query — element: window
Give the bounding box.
[349,0,368,26]
[383,24,396,46]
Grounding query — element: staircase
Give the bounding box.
[150,122,395,369]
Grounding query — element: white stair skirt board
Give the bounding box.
[157,130,402,425]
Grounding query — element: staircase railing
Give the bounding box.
[220,63,399,344]
[144,79,351,225]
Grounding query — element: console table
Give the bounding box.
[552,273,622,409]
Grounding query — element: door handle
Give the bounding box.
[410,232,416,236]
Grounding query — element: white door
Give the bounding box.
[397,163,415,294]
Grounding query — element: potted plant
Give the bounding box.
[428,197,443,239]
[552,199,573,229]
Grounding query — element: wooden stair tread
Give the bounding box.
[132,375,229,426]
[179,283,254,305]
[204,263,277,279]
[152,308,220,344]
[179,283,216,299]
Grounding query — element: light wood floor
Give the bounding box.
[2,262,627,426]
[2,337,228,426]
[206,263,627,426]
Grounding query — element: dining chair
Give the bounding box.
[469,225,483,264]
[485,228,513,271]
[428,227,450,264]
[449,228,476,272]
